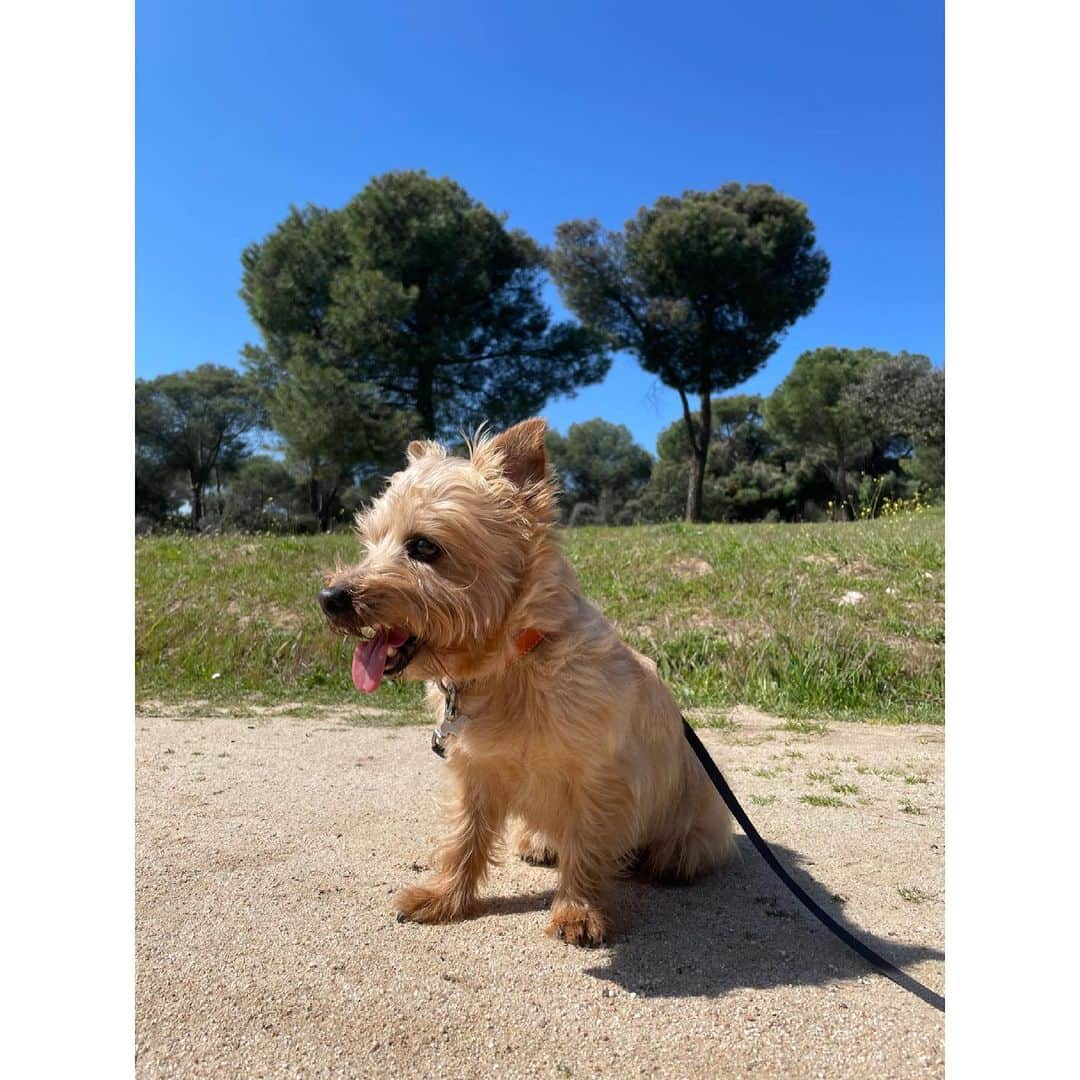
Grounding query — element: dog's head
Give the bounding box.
[318,417,557,690]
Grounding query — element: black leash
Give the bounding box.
[682,718,945,1013]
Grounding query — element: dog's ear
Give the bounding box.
[406,439,446,464]
[485,418,549,488]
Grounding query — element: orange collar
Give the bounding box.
[512,627,546,659]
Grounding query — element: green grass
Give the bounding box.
[135,510,943,724]
[800,794,849,808]
[897,885,931,904]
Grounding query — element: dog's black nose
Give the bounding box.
[318,586,353,618]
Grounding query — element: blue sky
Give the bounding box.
[137,0,943,455]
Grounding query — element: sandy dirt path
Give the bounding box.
[136,706,944,1078]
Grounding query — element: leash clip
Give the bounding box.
[432,680,467,758]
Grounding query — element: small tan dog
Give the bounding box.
[318,418,733,946]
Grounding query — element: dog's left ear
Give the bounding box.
[484,418,550,488]
[406,439,446,464]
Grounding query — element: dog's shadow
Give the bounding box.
[484,836,943,1000]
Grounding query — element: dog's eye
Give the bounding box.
[405,535,442,563]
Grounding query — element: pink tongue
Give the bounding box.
[351,628,409,693]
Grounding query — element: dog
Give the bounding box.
[318,418,733,946]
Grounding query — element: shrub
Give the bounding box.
[568,502,600,527]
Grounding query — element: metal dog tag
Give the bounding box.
[431,681,468,758]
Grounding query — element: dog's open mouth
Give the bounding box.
[351,627,420,693]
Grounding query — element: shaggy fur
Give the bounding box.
[321,418,734,946]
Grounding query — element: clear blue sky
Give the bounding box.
[136,0,943,455]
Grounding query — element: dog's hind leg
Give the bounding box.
[641,780,735,884]
[512,821,558,866]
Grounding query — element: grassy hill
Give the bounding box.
[136,511,944,724]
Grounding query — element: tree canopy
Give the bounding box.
[550,183,829,521]
[841,351,944,493]
[265,362,415,531]
[134,172,941,533]
[764,346,878,500]
[842,351,944,454]
[546,419,653,522]
[766,347,944,510]
[241,170,610,439]
[135,364,264,526]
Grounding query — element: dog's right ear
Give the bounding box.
[483,418,550,489]
[406,439,446,464]
[472,418,557,524]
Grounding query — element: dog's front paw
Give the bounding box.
[393,882,471,925]
[546,900,607,947]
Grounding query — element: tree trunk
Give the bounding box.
[685,390,712,523]
[191,480,203,527]
[318,486,340,533]
[686,451,705,522]
[416,362,437,437]
[836,440,849,515]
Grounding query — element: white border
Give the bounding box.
[2,2,133,1074]
[948,0,1080,1071]
[6,0,1080,1071]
